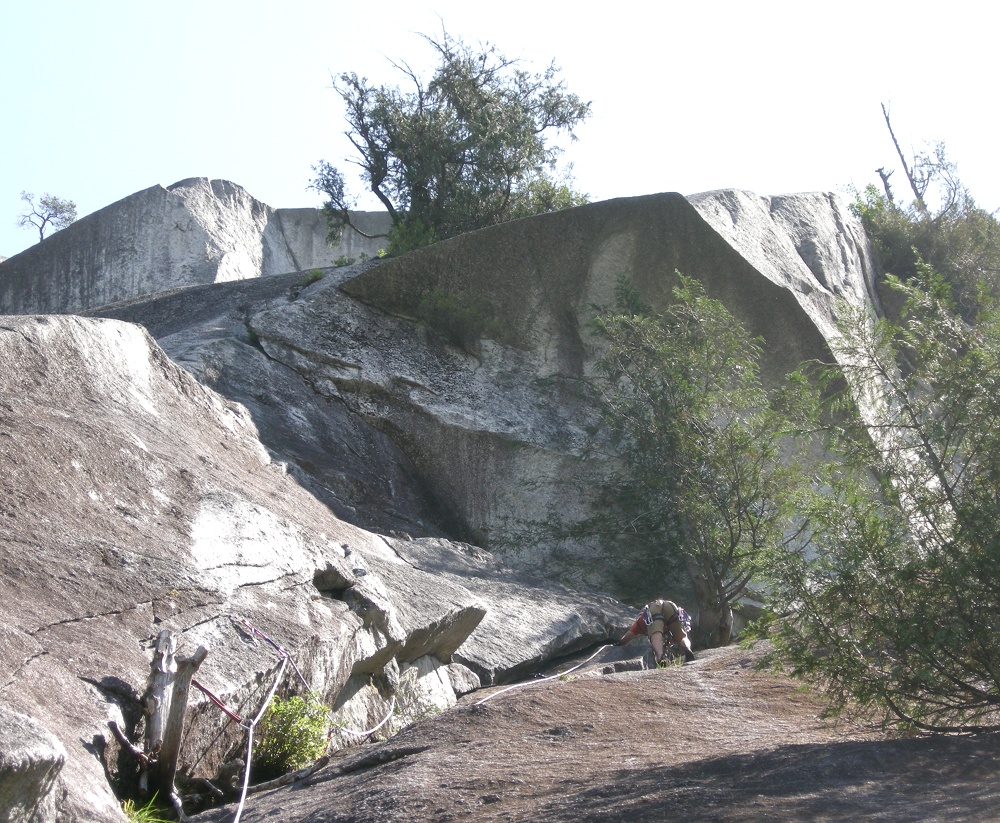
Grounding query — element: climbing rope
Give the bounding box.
[191,678,244,725]
[235,617,310,690]
[474,643,615,706]
[232,656,288,823]
[187,616,403,823]
[336,695,397,738]
[210,620,619,821]
[234,617,398,739]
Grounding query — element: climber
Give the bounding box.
[618,599,696,664]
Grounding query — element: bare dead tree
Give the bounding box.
[881,103,930,218]
[122,630,208,820]
[876,167,895,203]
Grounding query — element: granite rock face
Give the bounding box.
[0,707,66,823]
[0,178,391,315]
[92,189,879,588]
[686,189,881,339]
[0,315,629,821]
[0,186,880,820]
[279,191,878,572]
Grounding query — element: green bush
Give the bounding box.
[300,268,325,285]
[849,158,1000,321]
[253,692,328,780]
[387,219,439,255]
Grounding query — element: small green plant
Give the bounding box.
[332,253,372,266]
[386,218,439,254]
[121,793,171,823]
[253,692,329,781]
[300,268,325,285]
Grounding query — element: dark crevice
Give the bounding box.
[336,745,430,776]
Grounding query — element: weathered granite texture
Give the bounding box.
[343,190,877,382]
[0,186,881,820]
[0,707,66,823]
[0,178,391,315]
[327,191,877,560]
[0,315,629,821]
[686,189,882,340]
[91,267,448,538]
[91,190,878,591]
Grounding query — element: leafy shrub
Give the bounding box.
[300,268,325,285]
[387,219,440,255]
[252,692,328,780]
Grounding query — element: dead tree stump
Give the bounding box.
[142,630,208,816]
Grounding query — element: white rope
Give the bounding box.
[337,695,397,738]
[231,656,288,823]
[474,643,614,706]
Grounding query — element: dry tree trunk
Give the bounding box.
[881,102,929,218]
[142,630,208,819]
[684,556,733,647]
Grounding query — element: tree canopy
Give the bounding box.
[16,191,77,242]
[584,276,802,647]
[313,29,590,253]
[850,105,1000,319]
[752,113,1000,732]
[760,265,1000,732]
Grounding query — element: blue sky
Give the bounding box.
[2,0,996,259]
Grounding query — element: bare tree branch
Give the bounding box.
[882,103,929,218]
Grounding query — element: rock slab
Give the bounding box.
[0,178,391,314]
